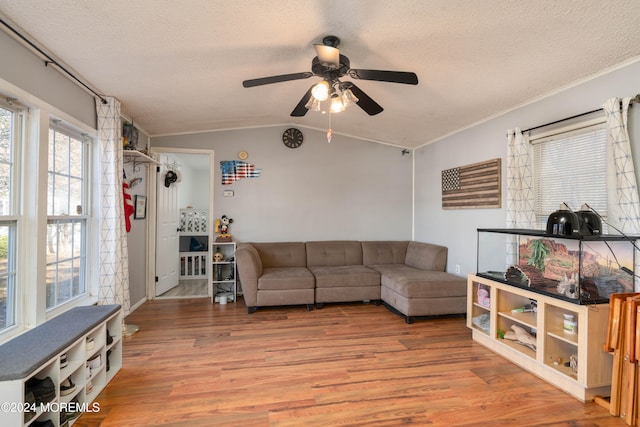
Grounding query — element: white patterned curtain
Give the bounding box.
[506,128,536,228]
[603,97,640,233]
[603,97,640,291]
[95,97,131,316]
[506,129,536,264]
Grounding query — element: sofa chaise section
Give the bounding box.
[363,241,467,323]
[306,240,381,307]
[236,242,315,314]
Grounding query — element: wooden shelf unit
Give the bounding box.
[467,274,612,401]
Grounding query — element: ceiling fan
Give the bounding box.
[242,35,418,116]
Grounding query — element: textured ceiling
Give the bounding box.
[1,0,640,148]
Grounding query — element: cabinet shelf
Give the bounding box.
[472,302,490,312]
[498,310,537,329]
[500,336,537,359]
[544,360,578,380]
[467,274,612,402]
[547,330,579,346]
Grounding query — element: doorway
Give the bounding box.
[150,148,214,299]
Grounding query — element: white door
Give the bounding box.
[155,155,180,296]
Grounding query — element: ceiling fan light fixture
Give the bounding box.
[311,80,330,101]
[244,35,417,118]
[330,94,346,113]
[305,96,324,113]
[341,88,359,108]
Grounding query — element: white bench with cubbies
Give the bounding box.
[0,305,122,426]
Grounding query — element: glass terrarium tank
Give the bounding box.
[477,228,636,304]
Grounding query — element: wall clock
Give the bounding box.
[282,128,303,149]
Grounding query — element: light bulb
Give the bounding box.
[330,95,345,113]
[311,81,330,101]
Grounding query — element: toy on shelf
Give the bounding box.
[213,252,224,281]
[503,324,537,351]
[215,214,234,242]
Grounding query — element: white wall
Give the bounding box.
[124,134,152,308]
[0,30,95,128]
[152,126,413,242]
[415,58,640,275]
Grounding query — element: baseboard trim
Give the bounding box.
[129,297,147,314]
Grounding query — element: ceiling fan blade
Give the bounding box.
[290,87,313,117]
[313,44,340,68]
[242,72,314,88]
[344,82,384,116]
[347,69,418,85]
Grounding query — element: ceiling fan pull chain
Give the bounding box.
[327,112,333,143]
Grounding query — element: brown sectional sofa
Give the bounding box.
[236,240,466,323]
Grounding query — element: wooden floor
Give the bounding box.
[158,279,209,297]
[75,298,627,427]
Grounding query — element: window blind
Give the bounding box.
[532,124,607,229]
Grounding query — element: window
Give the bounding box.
[46,125,88,309]
[0,103,20,332]
[532,123,608,229]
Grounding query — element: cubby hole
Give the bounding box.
[23,358,58,425]
[496,314,537,359]
[544,334,578,379]
[497,289,536,315]
[85,325,106,360]
[545,304,579,342]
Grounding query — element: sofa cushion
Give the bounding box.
[252,242,307,268]
[309,265,380,288]
[361,241,409,265]
[258,267,315,291]
[404,241,447,271]
[306,241,363,266]
[371,264,466,298]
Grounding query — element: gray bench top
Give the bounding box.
[0,304,121,381]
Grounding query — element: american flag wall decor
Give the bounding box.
[441,158,501,209]
[220,160,261,185]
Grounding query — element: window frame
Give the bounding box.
[46,123,90,310]
[0,99,23,337]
